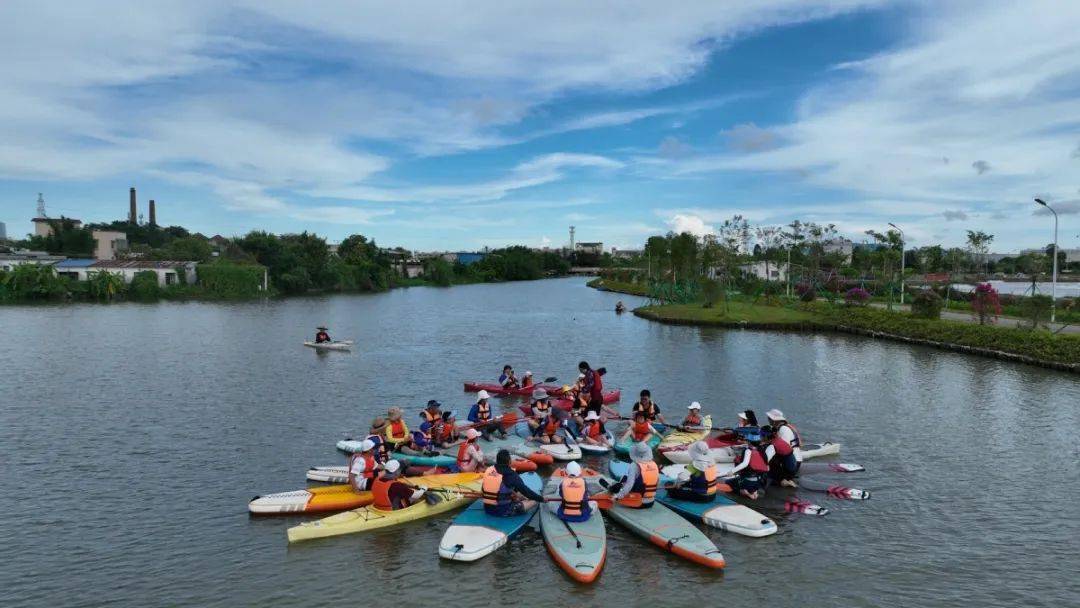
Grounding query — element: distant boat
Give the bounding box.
[304,340,354,351]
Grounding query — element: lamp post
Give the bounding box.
[1034,198,1058,323]
[888,223,905,305]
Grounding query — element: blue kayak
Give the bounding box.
[438,472,543,561]
[608,461,777,538]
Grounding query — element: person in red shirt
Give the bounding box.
[314,326,331,343]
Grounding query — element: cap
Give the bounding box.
[630,441,653,463]
[525,371,533,376]
[688,401,702,410]
[359,439,375,452]
[737,411,748,420]
[689,440,710,460]
[426,399,441,408]
[476,390,491,402]
[383,459,401,474]
[565,461,582,476]
[465,428,480,440]
[316,326,328,330]
[532,388,548,400]
[584,411,599,421]
[766,409,785,421]
[578,373,585,380]
[639,389,651,397]
[443,410,456,420]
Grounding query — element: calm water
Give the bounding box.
[2,277,1078,607]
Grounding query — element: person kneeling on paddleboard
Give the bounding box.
[499,365,519,389]
[532,408,566,445]
[612,442,660,508]
[681,401,705,428]
[725,431,771,500]
[548,461,598,522]
[632,389,665,425]
[619,410,660,446]
[526,389,553,434]
[580,411,611,448]
[763,409,801,488]
[467,391,506,440]
[482,450,545,516]
[314,326,331,343]
[347,439,380,492]
[456,429,486,473]
[669,441,720,503]
[371,460,428,511]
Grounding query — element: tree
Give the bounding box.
[965,230,994,275]
[157,236,212,262]
[754,226,783,282]
[86,270,125,301]
[28,217,95,256]
[644,235,670,280]
[423,257,454,286]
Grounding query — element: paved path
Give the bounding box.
[867,302,1079,335]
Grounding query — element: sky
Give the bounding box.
[1,0,1079,253]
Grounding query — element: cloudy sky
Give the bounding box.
[2,0,1078,252]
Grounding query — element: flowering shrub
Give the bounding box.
[795,282,816,302]
[971,283,1002,325]
[844,287,871,306]
[911,290,943,319]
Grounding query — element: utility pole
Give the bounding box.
[1035,198,1059,322]
[569,225,575,252]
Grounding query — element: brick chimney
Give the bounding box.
[129,187,137,224]
[149,199,157,226]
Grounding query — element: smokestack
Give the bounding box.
[149,199,157,226]
[129,187,137,224]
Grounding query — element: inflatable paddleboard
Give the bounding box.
[438,472,543,562]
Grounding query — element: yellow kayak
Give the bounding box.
[286,473,482,543]
[658,415,712,450]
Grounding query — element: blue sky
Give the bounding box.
[2,1,1078,252]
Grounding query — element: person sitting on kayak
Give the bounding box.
[531,408,565,445]
[724,409,760,441]
[314,326,331,343]
[369,416,388,438]
[725,431,771,500]
[764,409,801,488]
[521,370,534,388]
[467,390,506,440]
[668,441,719,503]
[615,300,625,313]
[384,407,411,450]
[580,411,612,448]
[499,365,519,389]
[632,389,665,424]
[371,460,428,511]
[526,389,553,433]
[456,428,486,473]
[549,461,597,522]
[347,439,380,492]
[619,410,660,446]
[611,442,660,508]
[681,402,706,428]
[482,449,545,516]
[437,411,459,447]
[415,400,446,450]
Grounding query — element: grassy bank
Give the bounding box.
[636,302,815,326]
[586,277,650,297]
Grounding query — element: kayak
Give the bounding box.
[539,469,607,584]
[657,415,713,450]
[463,382,535,396]
[441,433,555,466]
[577,430,616,454]
[551,389,621,409]
[661,439,842,464]
[248,484,372,515]
[438,472,543,562]
[613,429,663,456]
[303,340,353,351]
[306,457,537,483]
[286,473,482,543]
[661,464,831,515]
[335,439,455,467]
[608,461,775,538]
[600,462,724,569]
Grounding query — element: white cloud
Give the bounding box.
[666,213,716,237]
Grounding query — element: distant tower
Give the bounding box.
[129,187,137,223]
[36,193,46,218]
[569,225,576,251]
[149,199,157,226]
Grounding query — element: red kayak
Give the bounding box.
[551,389,621,409]
[463,381,537,396]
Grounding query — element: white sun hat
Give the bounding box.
[688,401,702,410]
[476,390,491,402]
[565,461,582,477]
[383,459,401,474]
[766,409,785,421]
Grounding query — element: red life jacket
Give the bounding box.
[560,477,586,516]
[348,452,376,484]
[631,421,652,442]
[371,474,396,510]
[771,423,801,456]
[522,377,533,388]
[543,416,559,436]
[684,412,702,426]
[387,420,408,441]
[457,440,479,467]
[747,447,769,473]
[440,421,456,442]
[584,421,602,439]
[589,370,604,398]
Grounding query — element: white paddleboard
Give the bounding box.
[304,340,353,351]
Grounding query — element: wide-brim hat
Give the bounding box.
[476,390,491,402]
[630,441,653,463]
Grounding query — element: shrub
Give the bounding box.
[795,282,816,302]
[843,287,871,307]
[971,283,1001,325]
[911,290,943,319]
[701,278,722,308]
[1020,294,1053,329]
[128,271,160,301]
[197,262,265,298]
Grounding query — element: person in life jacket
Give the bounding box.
[521,371,534,388]
[314,326,331,343]
[548,461,598,522]
[347,439,380,492]
[369,416,389,438]
[532,408,565,445]
[668,441,719,503]
[467,390,506,440]
[371,460,427,511]
[526,389,553,434]
[499,365,519,389]
[482,449,545,517]
[681,401,706,428]
[412,400,444,452]
[619,410,660,446]
[632,389,665,424]
[579,411,612,448]
[456,428,486,473]
[438,411,459,446]
[724,430,771,500]
[612,442,660,508]
[578,361,604,413]
[765,408,801,487]
[383,407,411,450]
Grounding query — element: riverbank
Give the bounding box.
[585,277,649,296]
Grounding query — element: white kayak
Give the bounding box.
[663,441,842,464]
[532,441,581,461]
[438,472,543,562]
[304,340,354,351]
[577,430,616,454]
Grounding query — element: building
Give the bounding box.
[575,242,604,256]
[611,247,642,259]
[0,249,65,271]
[737,260,790,282]
[0,221,6,240]
[445,252,486,265]
[33,217,83,237]
[92,230,128,260]
[55,260,198,286]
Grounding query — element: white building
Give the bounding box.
[55,259,198,286]
[0,249,65,271]
[576,242,604,256]
[737,261,789,282]
[32,217,83,237]
[611,247,642,259]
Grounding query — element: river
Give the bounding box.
[2,277,1077,607]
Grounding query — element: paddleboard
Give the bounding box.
[577,430,615,454]
[438,472,543,562]
[539,471,606,584]
[662,440,842,464]
[304,340,353,351]
[661,464,830,515]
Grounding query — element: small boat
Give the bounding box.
[438,472,543,562]
[539,469,607,583]
[304,340,354,351]
[462,382,535,396]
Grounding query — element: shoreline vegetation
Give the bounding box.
[589,278,1080,373]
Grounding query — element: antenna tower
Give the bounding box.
[37,193,46,218]
[569,225,576,250]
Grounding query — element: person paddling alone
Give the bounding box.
[314,326,331,343]
[681,401,705,428]
[481,449,545,516]
[549,461,598,522]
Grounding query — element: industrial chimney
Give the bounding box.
[129,187,137,224]
[149,199,157,226]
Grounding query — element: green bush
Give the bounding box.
[1020,295,1053,329]
[701,278,722,308]
[911,290,943,319]
[128,271,160,301]
[423,257,454,287]
[196,262,265,298]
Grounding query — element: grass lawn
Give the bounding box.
[637,301,815,325]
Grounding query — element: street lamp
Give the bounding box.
[1034,198,1058,323]
[888,222,905,305]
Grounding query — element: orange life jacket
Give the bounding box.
[457,440,480,467]
[688,463,719,496]
[631,421,652,442]
[560,477,586,517]
[371,475,396,510]
[440,421,456,442]
[476,402,492,421]
[481,467,509,506]
[543,416,559,436]
[386,420,408,441]
[621,461,659,508]
[683,412,702,426]
[347,452,376,484]
[422,410,440,424]
[522,377,533,388]
[584,421,602,439]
